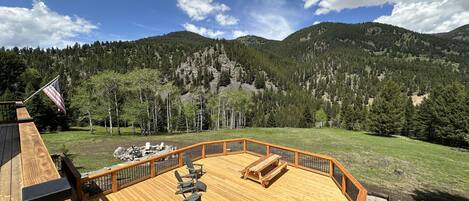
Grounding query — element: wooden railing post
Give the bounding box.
[266,145,270,156]
[178,152,184,167]
[294,151,299,167]
[150,159,156,177]
[329,160,333,177]
[202,144,206,159]
[112,172,118,192]
[76,178,83,201]
[223,142,227,155]
[341,175,346,194]
[243,139,247,153]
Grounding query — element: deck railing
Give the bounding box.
[0,101,17,124]
[79,138,367,201]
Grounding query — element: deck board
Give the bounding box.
[0,124,22,201]
[105,154,347,201]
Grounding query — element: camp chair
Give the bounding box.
[184,156,205,179]
[184,192,202,201]
[174,170,207,197]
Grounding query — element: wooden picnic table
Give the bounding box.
[240,154,287,187]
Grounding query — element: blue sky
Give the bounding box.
[1,0,468,47]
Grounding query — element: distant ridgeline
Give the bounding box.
[1,22,469,147]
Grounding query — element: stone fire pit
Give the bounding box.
[113,142,176,162]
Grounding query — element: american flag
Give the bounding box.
[43,78,66,113]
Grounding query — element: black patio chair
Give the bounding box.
[184,156,205,179]
[184,192,202,201]
[174,170,207,198]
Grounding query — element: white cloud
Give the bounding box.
[233,30,249,38]
[249,13,294,40]
[303,0,469,33]
[375,0,469,33]
[183,23,224,38]
[303,0,320,9]
[0,1,97,48]
[177,0,229,21]
[215,14,239,26]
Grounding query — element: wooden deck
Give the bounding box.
[0,123,22,201]
[16,107,61,187]
[0,105,62,201]
[104,154,348,201]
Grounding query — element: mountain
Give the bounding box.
[434,24,469,42]
[2,22,469,129]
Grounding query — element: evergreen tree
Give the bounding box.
[0,89,15,101]
[254,72,266,89]
[218,70,231,87]
[416,83,469,146]
[415,98,435,140]
[24,83,55,131]
[267,112,277,127]
[402,97,415,136]
[300,106,314,128]
[0,51,26,97]
[368,81,406,136]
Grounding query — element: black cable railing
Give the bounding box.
[269,147,295,163]
[205,143,223,155]
[298,153,330,173]
[0,102,17,124]
[247,141,266,155]
[226,141,243,152]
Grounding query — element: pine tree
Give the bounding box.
[300,106,314,128]
[368,81,406,136]
[219,70,231,87]
[402,97,415,136]
[254,72,266,89]
[416,83,469,146]
[0,51,26,97]
[415,98,435,140]
[24,83,55,131]
[267,112,277,127]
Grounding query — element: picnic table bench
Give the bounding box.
[240,154,287,187]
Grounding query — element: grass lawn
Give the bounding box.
[42,126,469,200]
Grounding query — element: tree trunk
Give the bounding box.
[199,95,203,131]
[230,108,235,129]
[238,111,241,129]
[185,116,189,133]
[217,96,220,130]
[87,110,93,134]
[243,112,246,128]
[222,102,226,129]
[193,109,197,132]
[114,92,121,135]
[131,122,136,135]
[166,94,171,133]
[108,104,113,135]
[153,99,158,134]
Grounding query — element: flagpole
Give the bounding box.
[24,75,60,103]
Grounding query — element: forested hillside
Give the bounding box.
[435,24,469,42]
[1,22,468,147]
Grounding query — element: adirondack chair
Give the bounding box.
[184,156,205,179]
[184,192,202,201]
[174,170,207,197]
